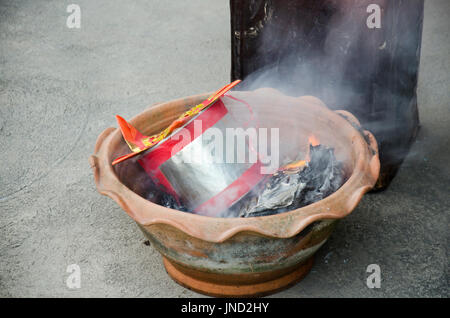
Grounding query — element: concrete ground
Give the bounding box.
[0,0,448,297]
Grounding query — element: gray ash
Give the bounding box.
[144,178,189,212]
[158,192,188,212]
[235,144,345,217]
[149,144,345,218]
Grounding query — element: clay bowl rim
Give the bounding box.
[90,89,380,243]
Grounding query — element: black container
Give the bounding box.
[230,0,424,189]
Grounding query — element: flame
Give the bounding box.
[308,135,320,147]
[282,160,307,171]
[304,134,320,163]
[280,134,321,171]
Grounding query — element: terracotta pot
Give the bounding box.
[89,88,380,297]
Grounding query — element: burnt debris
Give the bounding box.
[148,144,345,218]
[235,144,345,217]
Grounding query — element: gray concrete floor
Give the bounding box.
[0,0,448,297]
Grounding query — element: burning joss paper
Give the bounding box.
[154,143,345,218]
[115,81,345,218]
[236,144,345,217]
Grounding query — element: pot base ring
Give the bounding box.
[162,256,314,297]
